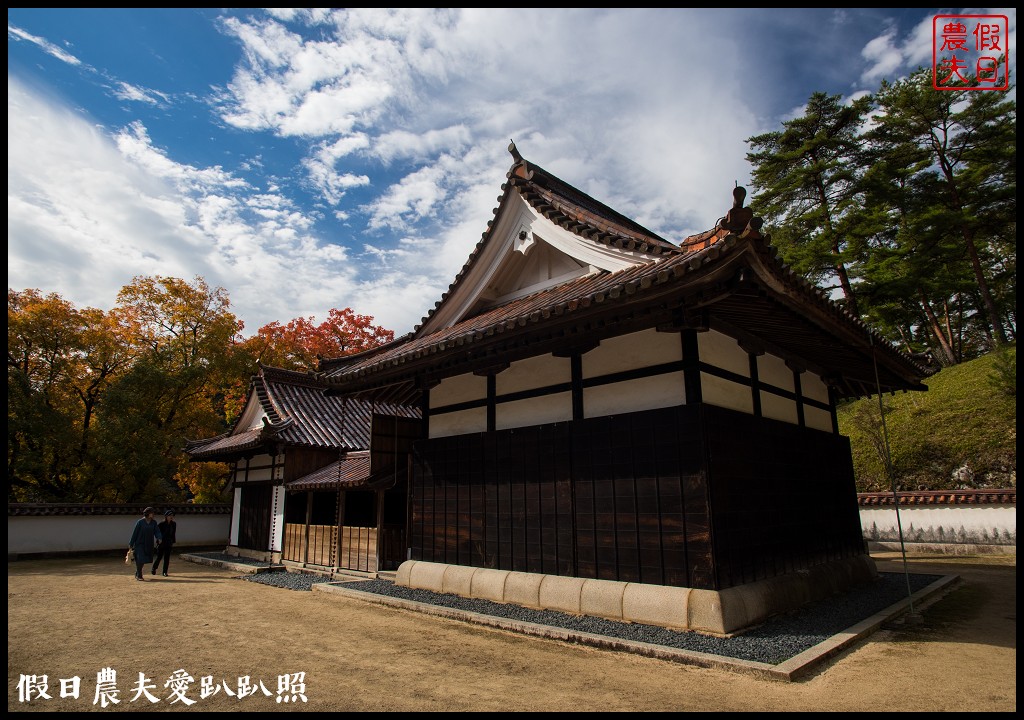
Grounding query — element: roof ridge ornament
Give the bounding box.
[717,186,765,239]
[507,140,532,180]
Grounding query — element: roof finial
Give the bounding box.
[721,185,753,233]
[508,140,522,163]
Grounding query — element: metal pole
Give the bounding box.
[870,334,918,619]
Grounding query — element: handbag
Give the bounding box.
[125,547,135,564]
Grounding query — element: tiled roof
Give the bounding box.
[514,157,680,254]
[321,233,929,399]
[185,366,419,461]
[9,503,231,516]
[286,453,368,492]
[185,426,265,459]
[286,452,402,492]
[858,489,1016,506]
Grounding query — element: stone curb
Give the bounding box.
[180,553,279,575]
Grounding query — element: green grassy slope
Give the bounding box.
[836,345,1016,492]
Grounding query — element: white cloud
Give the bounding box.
[301,135,371,204]
[209,9,774,330]
[902,12,938,69]
[861,30,904,84]
[365,163,447,231]
[372,125,471,164]
[112,81,168,105]
[6,75,380,333]
[218,14,408,138]
[114,121,249,192]
[8,24,82,66]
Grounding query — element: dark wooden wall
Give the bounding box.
[411,403,865,591]
[370,414,422,474]
[703,405,864,589]
[283,448,341,483]
[238,484,273,551]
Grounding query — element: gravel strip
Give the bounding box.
[241,571,322,591]
[331,572,941,665]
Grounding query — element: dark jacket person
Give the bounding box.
[128,507,162,581]
[152,511,177,576]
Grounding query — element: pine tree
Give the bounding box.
[870,67,1016,346]
[746,92,872,316]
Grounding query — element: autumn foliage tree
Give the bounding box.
[8,289,136,501]
[8,277,396,504]
[93,276,247,502]
[241,308,395,373]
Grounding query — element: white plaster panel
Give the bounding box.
[760,392,798,424]
[429,407,487,439]
[804,406,833,433]
[582,328,682,380]
[701,373,753,415]
[230,488,241,545]
[496,392,572,430]
[236,454,276,484]
[246,467,274,482]
[757,353,794,391]
[802,372,830,404]
[698,330,749,377]
[584,373,685,419]
[430,373,487,409]
[497,353,570,394]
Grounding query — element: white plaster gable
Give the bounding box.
[484,239,591,306]
[421,192,660,333]
[235,387,270,433]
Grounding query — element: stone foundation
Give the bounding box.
[395,555,879,635]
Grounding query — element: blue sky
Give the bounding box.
[7,8,1016,336]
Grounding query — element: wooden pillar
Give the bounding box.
[793,369,805,428]
[748,353,762,417]
[303,491,313,566]
[681,330,702,404]
[571,353,584,420]
[486,374,496,432]
[334,490,346,572]
[375,489,385,573]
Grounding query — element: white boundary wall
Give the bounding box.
[9,510,230,555]
[860,504,1015,547]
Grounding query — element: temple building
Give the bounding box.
[185,366,419,574]
[317,144,930,633]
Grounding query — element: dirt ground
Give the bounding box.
[7,551,1016,712]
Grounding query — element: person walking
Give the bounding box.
[152,510,177,576]
[128,507,162,581]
